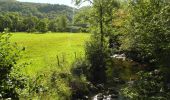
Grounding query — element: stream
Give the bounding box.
[92,92,124,100]
[90,85,124,100]
[92,94,119,100]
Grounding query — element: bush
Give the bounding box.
[70,58,93,99]
[85,35,110,84]
[120,0,170,67]
[121,70,170,100]
[0,30,27,99]
[71,58,90,77]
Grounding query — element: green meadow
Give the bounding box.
[10,32,90,75]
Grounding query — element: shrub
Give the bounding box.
[0,30,27,99]
[70,58,92,99]
[85,35,110,84]
[120,0,170,67]
[121,70,170,100]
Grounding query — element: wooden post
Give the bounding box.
[57,55,60,66]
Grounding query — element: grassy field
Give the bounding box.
[10,32,90,75]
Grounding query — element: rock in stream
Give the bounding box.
[92,87,119,100]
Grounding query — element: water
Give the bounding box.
[92,94,124,100]
[93,94,117,100]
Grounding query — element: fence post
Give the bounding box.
[74,52,77,59]
[57,55,60,67]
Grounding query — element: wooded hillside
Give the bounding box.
[0,0,74,20]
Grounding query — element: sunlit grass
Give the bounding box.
[10,32,90,75]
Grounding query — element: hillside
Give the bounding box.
[0,0,74,19]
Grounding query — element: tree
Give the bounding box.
[48,19,58,32]
[74,6,91,25]
[120,0,170,68]
[57,15,68,32]
[0,15,12,32]
[7,12,20,32]
[73,0,120,84]
[36,18,48,33]
[23,16,38,32]
[0,15,5,32]
[74,6,91,32]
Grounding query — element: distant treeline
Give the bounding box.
[0,0,89,33]
[0,0,73,19]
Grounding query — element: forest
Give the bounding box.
[0,0,170,100]
[0,0,89,33]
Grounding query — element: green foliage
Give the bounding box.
[120,0,170,67]
[48,19,58,32]
[23,16,38,33]
[71,58,90,77]
[118,1,170,98]
[85,35,110,84]
[58,15,68,32]
[73,0,120,84]
[73,0,170,99]
[0,30,27,99]
[36,19,48,33]
[74,6,91,32]
[0,15,12,32]
[49,71,71,97]
[2,32,89,99]
[0,12,73,33]
[121,70,170,100]
[70,58,93,99]
[16,71,72,100]
[0,1,73,20]
[74,6,91,25]
[0,0,76,33]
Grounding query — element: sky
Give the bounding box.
[17,0,90,7]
